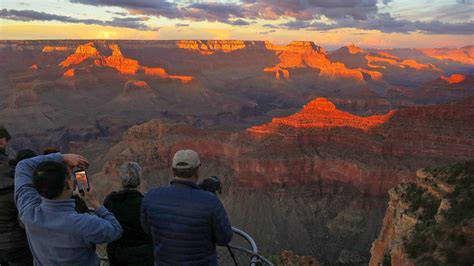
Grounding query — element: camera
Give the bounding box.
[198,176,222,194]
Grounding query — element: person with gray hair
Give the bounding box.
[118,162,142,189]
[103,162,153,266]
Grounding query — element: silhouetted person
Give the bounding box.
[141,149,233,265]
[14,153,122,265]
[0,126,11,164]
[104,162,153,266]
[0,150,36,266]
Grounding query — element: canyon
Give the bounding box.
[91,97,473,263]
[0,40,473,264]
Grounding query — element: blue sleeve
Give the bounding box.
[212,199,233,246]
[82,206,123,244]
[14,153,63,215]
[140,194,151,235]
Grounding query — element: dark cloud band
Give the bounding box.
[0,8,154,30]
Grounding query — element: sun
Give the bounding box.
[97,31,116,39]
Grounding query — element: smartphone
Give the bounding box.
[74,169,90,194]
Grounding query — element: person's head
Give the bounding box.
[43,147,60,155]
[32,161,73,199]
[0,126,11,150]
[9,149,38,166]
[118,162,142,189]
[172,149,201,179]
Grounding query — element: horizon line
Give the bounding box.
[0,39,472,49]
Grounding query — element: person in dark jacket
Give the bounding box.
[141,149,233,265]
[104,162,153,266]
[0,149,36,266]
[0,126,11,164]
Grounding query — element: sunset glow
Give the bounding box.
[1,0,472,48]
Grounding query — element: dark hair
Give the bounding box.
[0,126,11,141]
[32,161,69,199]
[9,149,38,166]
[43,147,60,155]
[172,167,198,178]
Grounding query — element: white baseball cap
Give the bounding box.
[172,149,201,170]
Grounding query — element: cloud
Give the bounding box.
[281,12,474,35]
[67,0,379,22]
[229,19,250,26]
[106,11,129,16]
[175,23,189,27]
[0,8,154,30]
[60,0,474,35]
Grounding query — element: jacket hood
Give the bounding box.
[107,189,143,203]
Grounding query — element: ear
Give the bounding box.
[65,179,73,191]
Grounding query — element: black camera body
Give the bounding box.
[198,176,222,194]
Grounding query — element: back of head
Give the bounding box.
[14,149,38,165]
[33,161,68,199]
[43,147,60,155]
[119,162,142,188]
[172,149,201,179]
[0,126,11,141]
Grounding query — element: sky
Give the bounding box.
[0,0,473,48]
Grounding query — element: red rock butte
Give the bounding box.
[440,74,466,84]
[63,69,75,77]
[420,46,474,65]
[176,40,248,55]
[57,42,193,84]
[41,46,68,53]
[248,98,395,133]
[263,41,382,81]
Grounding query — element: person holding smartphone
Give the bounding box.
[14,152,123,265]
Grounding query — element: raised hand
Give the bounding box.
[62,154,89,169]
[82,185,101,210]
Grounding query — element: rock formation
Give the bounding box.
[248,98,395,132]
[330,45,441,76]
[441,73,466,84]
[59,42,100,67]
[58,42,193,83]
[420,45,474,65]
[41,46,68,53]
[63,69,75,77]
[176,40,248,55]
[370,161,474,266]
[97,44,140,75]
[264,41,382,81]
[123,79,150,92]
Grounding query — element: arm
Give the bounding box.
[140,194,151,236]
[211,199,233,246]
[14,153,63,215]
[82,206,123,244]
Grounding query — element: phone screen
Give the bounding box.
[74,170,89,193]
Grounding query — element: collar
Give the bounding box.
[41,198,76,212]
[170,179,200,189]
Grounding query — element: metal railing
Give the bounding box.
[96,227,273,266]
[217,227,274,266]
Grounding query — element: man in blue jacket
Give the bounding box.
[141,149,233,265]
[14,153,123,265]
